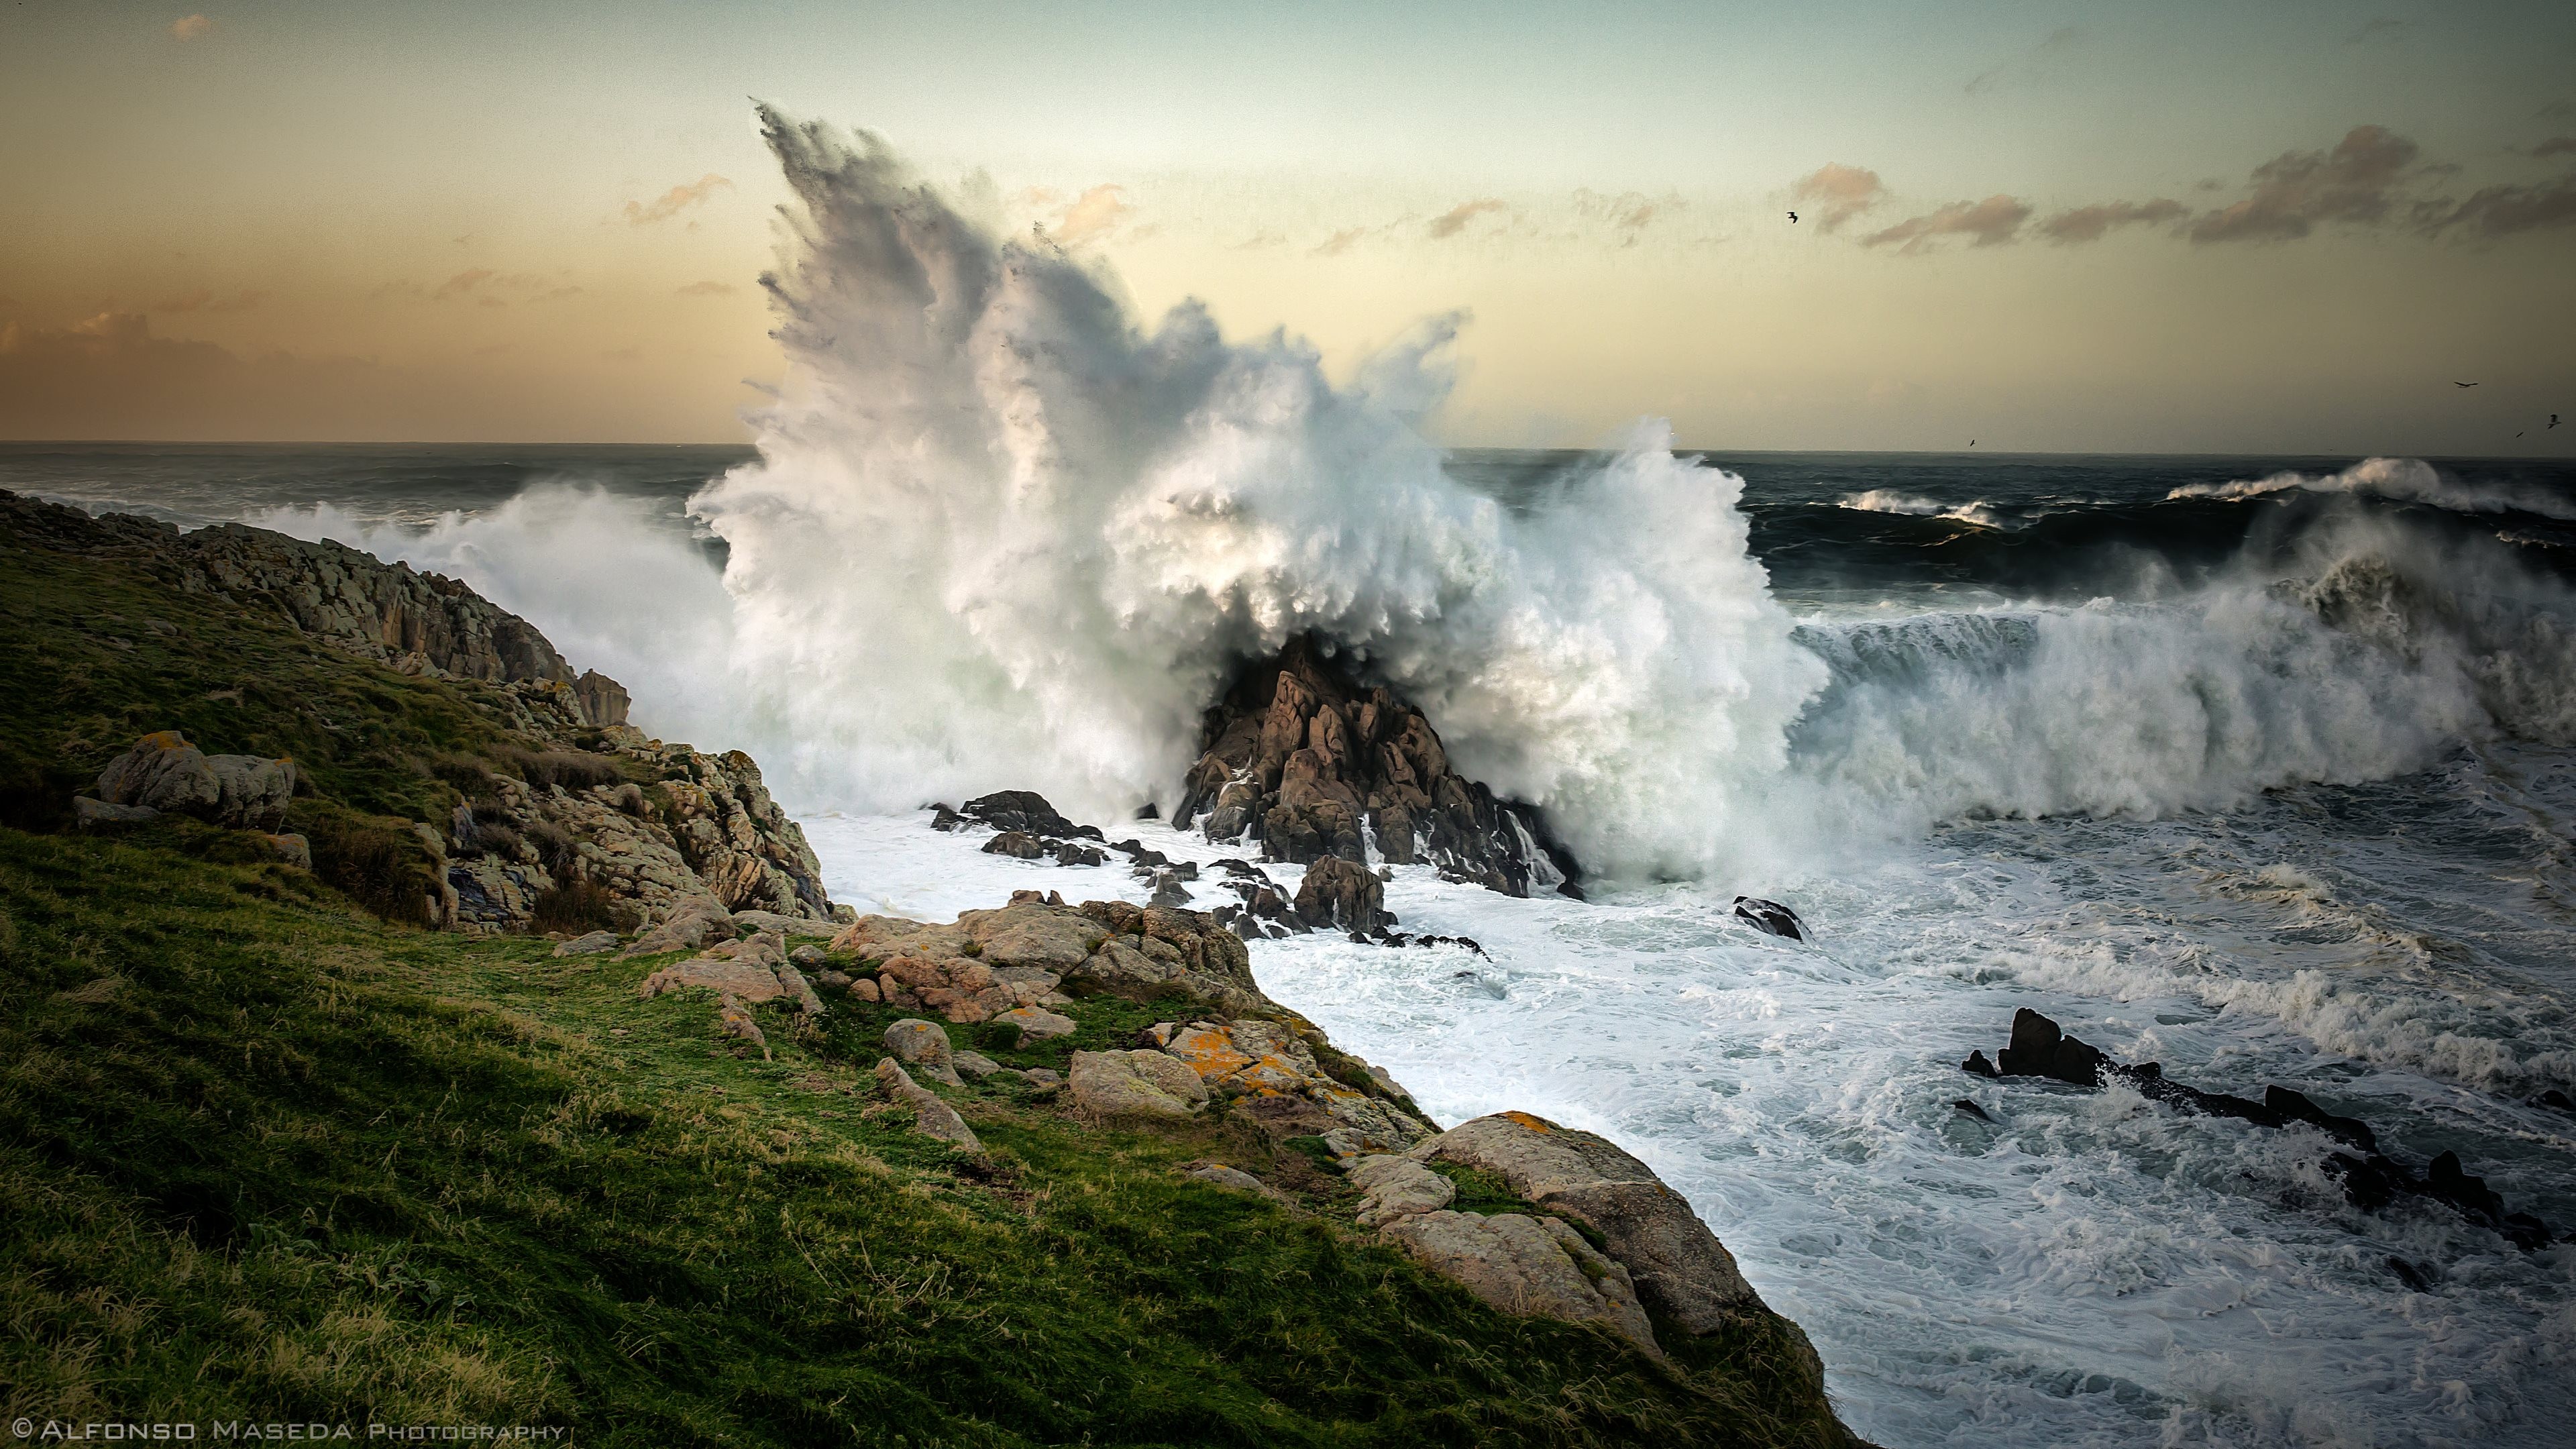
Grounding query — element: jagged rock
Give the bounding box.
[929,805,963,832]
[733,909,841,939]
[983,830,1048,859]
[553,930,620,957]
[1057,842,1107,867]
[1962,1050,2000,1078]
[93,731,296,830]
[1993,1007,2107,1085]
[1417,1112,1762,1334]
[1732,897,1804,941]
[1063,900,1265,1016]
[1349,1154,1455,1227]
[574,669,629,727]
[874,1058,981,1152]
[1161,1018,1432,1150]
[995,1006,1077,1042]
[1069,1049,1210,1119]
[961,790,1100,841]
[716,993,770,1059]
[1293,855,1386,932]
[884,1018,963,1085]
[1951,1098,1994,1122]
[1172,635,1582,900]
[2266,1085,2377,1153]
[1147,870,1193,908]
[1379,1210,1659,1356]
[621,898,732,957]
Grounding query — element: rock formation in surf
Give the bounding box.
[1175,635,1582,899]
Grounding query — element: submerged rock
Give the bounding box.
[1173,634,1581,900]
[1731,896,1805,941]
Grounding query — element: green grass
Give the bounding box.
[0,515,1858,1445]
[0,828,1852,1446]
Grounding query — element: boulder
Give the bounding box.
[961,790,1095,840]
[72,796,160,830]
[995,1006,1077,1042]
[982,830,1049,860]
[1069,1049,1210,1120]
[254,832,312,869]
[715,993,770,1059]
[553,929,620,957]
[953,1051,1003,1080]
[1379,1210,1658,1356]
[1419,1112,1761,1334]
[1185,1163,1277,1197]
[1348,1154,1455,1228]
[874,1059,981,1152]
[621,898,734,958]
[93,731,297,830]
[1293,855,1386,932]
[884,1018,962,1085]
[639,954,789,1004]
[775,961,826,1016]
[1731,896,1804,941]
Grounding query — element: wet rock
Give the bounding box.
[1951,1099,1994,1122]
[1148,870,1193,908]
[982,830,1048,860]
[874,1058,981,1152]
[2264,1086,2377,1153]
[1379,1210,1658,1356]
[1057,841,1107,867]
[884,1018,962,1085]
[2532,1089,2576,1115]
[1731,896,1803,941]
[2387,1256,2436,1292]
[930,804,961,831]
[553,930,619,957]
[1961,1050,2000,1078]
[1418,1111,1762,1334]
[1068,1048,1210,1119]
[1293,855,1387,933]
[961,790,1100,841]
[1173,634,1581,900]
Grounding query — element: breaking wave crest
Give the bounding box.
[249,114,2576,885]
[2168,455,2576,521]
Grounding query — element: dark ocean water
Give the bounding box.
[11,441,2576,1448]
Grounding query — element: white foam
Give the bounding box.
[2168,456,2576,521]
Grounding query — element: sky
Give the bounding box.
[2,0,2571,454]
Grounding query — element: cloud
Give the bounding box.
[1311,227,1365,257]
[1572,189,1674,243]
[1230,230,1287,251]
[1427,199,1507,239]
[1788,163,1885,232]
[150,288,266,313]
[2038,199,2186,244]
[676,280,737,295]
[2534,138,2576,160]
[623,174,733,227]
[1862,194,2032,252]
[170,14,212,41]
[2545,101,2576,123]
[2415,176,2576,238]
[433,268,496,299]
[1049,184,1133,246]
[1966,25,2082,95]
[2345,17,2407,44]
[2188,124,2418,242]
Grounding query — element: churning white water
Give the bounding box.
[58,110,2576,1446]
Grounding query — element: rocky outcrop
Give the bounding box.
[1293,855,1387,933]
[1068,1049,1210,1120]
[1172,636,1582,900]
[1968,1008,2569,1250]
[89,731,296,830]
[1381,1210,1660,1356]
[1417,1112,1763,1336]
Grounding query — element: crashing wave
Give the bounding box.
[2168,456,2576,521]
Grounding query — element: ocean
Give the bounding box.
[9,436,2575,1447]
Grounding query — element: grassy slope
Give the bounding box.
[0,529,1854,1446]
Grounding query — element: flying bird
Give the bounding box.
[2553,413,2563,429]
[2455,381,2478,388]
[1788,211,1799,223]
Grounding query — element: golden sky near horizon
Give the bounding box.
[2,1,2572,454]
